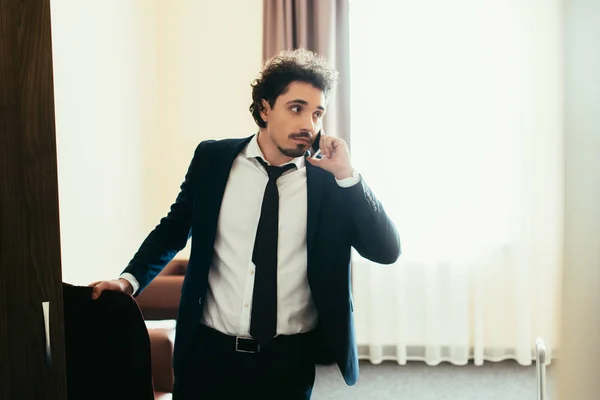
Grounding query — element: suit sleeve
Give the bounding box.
[120,142,206,294]
[339,175,401,264]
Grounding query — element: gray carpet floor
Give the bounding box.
[312,360,554,400]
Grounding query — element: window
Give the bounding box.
[349,0,562,264]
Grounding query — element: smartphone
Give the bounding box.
[311,130,322,158]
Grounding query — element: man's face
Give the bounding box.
[261,81,326,158]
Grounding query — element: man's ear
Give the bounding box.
[260,99,270,122]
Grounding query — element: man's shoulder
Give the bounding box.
[196,135,254,152]
[187,135,255,173]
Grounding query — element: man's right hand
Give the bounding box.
[88,279,134,300]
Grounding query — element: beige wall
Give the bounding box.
[51,0,160,285]
[153,0,263,259]
[51,0,262,284]
[557,0,600,398]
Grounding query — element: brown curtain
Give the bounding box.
[263,0,351,148]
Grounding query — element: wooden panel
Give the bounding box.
[0,0,67,399]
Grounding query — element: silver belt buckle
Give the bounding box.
[235,337,260,353]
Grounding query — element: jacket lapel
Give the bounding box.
[306,161,326,258]
[199,136,253,254]
[209,137,253,197]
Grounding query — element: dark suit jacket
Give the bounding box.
[122,135,401,386]
[63,283,154,399]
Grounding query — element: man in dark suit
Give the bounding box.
[91,48,400,399]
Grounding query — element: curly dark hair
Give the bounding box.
[249,48,339,128]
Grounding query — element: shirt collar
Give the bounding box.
[245,133,305,170]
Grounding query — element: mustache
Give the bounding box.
[288,132,312,141]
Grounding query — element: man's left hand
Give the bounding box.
[307,132,354,179]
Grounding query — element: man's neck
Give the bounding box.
[256,130,295,166]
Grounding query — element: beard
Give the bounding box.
[277,132,312,158]
[277,143,308,158]
[277,132,313,158]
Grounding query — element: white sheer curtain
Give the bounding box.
[349,0,563,365]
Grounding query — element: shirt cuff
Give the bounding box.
[119,273,140,296]
[335,169,361,188]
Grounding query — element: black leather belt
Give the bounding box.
[198,323,313,355]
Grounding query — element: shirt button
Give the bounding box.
[250,270,254,275]
[244,304,249,308]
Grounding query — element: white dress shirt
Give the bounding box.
[121,135,360,337]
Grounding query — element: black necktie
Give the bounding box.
[250,158,296,345]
